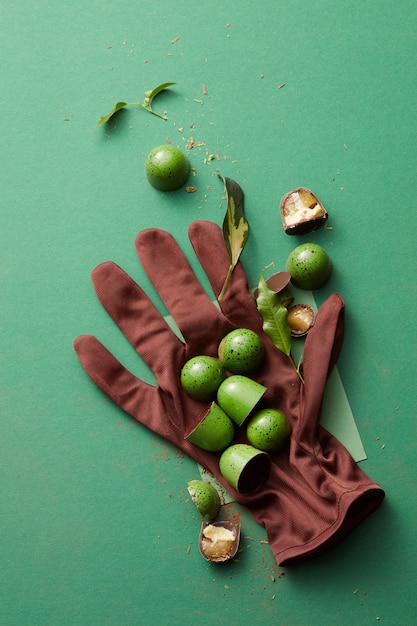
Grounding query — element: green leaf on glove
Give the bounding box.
[218,175,249,301]
[97,81,176,125]
[256,275,304,383]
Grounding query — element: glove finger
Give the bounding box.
[91,262,185,387]
[74,335,198,442]
[135,228,229,350]
[188,221,262,332]
[75,335,229,449]
[299,293,345,442]
[74,334,156,420]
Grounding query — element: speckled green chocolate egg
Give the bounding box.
[187,480,221,519]
[186,402,235,452]
[218,328,264,374]
[217,375,267,426]
[145,144,191,191]
[246,409,292,452]
[285,243,332,290]
[181,356,225,401]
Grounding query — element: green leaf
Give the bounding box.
[97,82,176,126]
[256,275,304,382]
[97,101,128,126]
[144,81,176,102]
[256,275,291,356]
[218,175,249,301]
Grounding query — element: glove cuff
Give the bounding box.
[240,427,384,566]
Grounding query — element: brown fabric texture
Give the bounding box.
[74,220,384,566]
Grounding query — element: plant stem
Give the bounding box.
[289,354,304,384]
[137,102,168,120]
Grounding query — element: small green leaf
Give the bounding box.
[218,175,249,301]
[97,82,176,126]
[144,81,176,102]
[256,275,291,356]
[97,101,128,126]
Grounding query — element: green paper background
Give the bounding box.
[1,1,416,624]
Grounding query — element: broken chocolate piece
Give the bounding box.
[280,187,328,235]
[199,520,241,563]
[287,304,315,337]
[253,271,294,307]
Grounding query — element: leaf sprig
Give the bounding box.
[218,175,249,301]
[97,82,176,126]
[256,275,304,383]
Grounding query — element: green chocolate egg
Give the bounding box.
[145,144,191,191]
[186,402,235,452]
[217,375,267,426]
[246,408,292,452]
[181,356,225,401]
[285,243,332,290]
[218,328,264,374]
[187,480,221,519]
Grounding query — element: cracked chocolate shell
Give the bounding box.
[253,271,294,307]
[280,187,328,235]
[287,304,315,337]
[199,520,241,563]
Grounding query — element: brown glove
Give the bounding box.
[74,221,384,565]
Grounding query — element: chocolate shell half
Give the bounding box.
[287,304,315,337]
[253,271,294,307]
[199,520,241,563]
[280,187,328,235]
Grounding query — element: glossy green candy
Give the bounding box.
[217,375,267,426]
[246,408,292,452]
[187,480,221,519]
[285,243,332,290]
[186,402,234,452]
[181,356,225,401]
[219,444,271,494]
[145,144,191,191]
[218,328,264,374]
